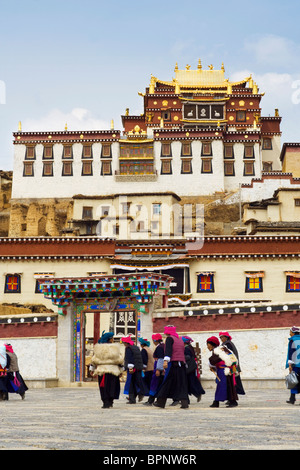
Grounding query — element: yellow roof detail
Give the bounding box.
[154,64,250,89]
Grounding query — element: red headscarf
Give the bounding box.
[121,336,134,346]
[206,336,220,346]
[152,333,163,341]
[219,331,232,340]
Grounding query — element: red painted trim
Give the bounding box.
[153,310,299,333]
[0,321,57,338]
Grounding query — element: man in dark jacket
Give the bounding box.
[122,336,149,404]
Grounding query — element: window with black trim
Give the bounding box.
[4,274,21,293]
[286,275,300,292]
[161,111,171,122]
[262,162,272,172]
[181,159,192,174]
[101,161,112,175]
[161,142,172,157]
[201,142,212,156]
[101,144,111,158]
[245,274,263,292]
[244,145,254,158]
[23,162,34,177]
[161,159,172,174]
[224,161,235,176]
[224,145,234,159]
[236,110,246,122]
[201,159,212,173]
[244,161,255,176]
[63,145,73,159]
[82,145,92,159]
[262,138,272,150]
[43,146,53,159]
[197,273,214,292]
[62,161,73,176]
[82,161,93,175]
[181,142,192,156]
[43,161,53,176]
[25,146,36,160]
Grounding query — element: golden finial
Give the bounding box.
[221,62,225,72]
[208,64,214,70]
[125,108,129,116]
[227,82,232,94]
[149,75,156,94]
[253,82,258,94]
[174,80,180,95]
[275,108,279,117]
[65,123,68,131]
[186,64,191,70]
[197,59,202,70]
[174,62,178,72]
[18,121,22,132]
[110,119,114,130]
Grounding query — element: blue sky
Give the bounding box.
[0,0,300,170]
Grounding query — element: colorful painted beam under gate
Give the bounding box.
[39,272,172,381]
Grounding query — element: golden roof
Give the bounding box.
[153,61,251,89]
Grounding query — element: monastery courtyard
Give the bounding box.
[1,385,299,451]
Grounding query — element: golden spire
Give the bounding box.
[174,62,178,72]
[149,75,156,94]
[197,59,202,70]
[275,108,279,117]
[253,82,258,94]
[18,121,22,131]
[65,123,68,131]
[248,75,254,89]
[221,62,225,72]
[110,119,114,130]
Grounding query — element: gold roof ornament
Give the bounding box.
[111,119,114,130]
[149,75,156,94]
[65,123,68,131]
[18,121,22,132]
[153,62,251,92]
[275,108,279,117]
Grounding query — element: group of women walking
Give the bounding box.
[89,325,245,409]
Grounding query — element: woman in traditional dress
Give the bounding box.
[0,344,9,401]
[144,333,165,406]
[206,336,238,408]
[122,336,149,404]
[154,325,189,409]
[138,337,154,390]
[90,331,124,409]
[182,336,205,403]
[5,343,28,400]
[218,332,245,398]
[285,326,300,404]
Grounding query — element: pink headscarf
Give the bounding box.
[164,325,179,338]
[5,344,14,353]
[121,336,134,346]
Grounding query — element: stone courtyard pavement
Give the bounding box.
[0,385,299,451]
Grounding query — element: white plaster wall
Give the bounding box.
[240,178,300,203]
[0,337,57,379]
[12,139,261,199]
[178,328,289,380]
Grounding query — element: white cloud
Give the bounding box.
[22,108,110,132]
[244,34,300,69]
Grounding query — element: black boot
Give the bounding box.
[210,400,219,408]
[180,399,189,409]
[286,394,296,404]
